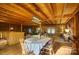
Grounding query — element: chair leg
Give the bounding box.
[19,39,26,55]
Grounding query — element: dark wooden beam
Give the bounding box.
[66,5,79,24]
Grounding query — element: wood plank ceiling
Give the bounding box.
[0,3,79,25]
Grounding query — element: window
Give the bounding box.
[28,28,32,33]
[47,27,55,34]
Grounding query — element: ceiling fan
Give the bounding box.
[32,16,41,24]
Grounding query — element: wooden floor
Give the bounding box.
[0,44,22,55]
[0,41,73,55]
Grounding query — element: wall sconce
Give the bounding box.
[10,27,14,31]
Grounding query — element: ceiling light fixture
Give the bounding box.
[32,16,41,24]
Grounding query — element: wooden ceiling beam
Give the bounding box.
[35,3,54,24]
[0,20,9,23]
[0,8,34,25]
[0,4,33,25]
[60,4,67,24]
[25,3,50,24]
[0,3,78,25]
[50,3,58,24]
[0,16,24,24]
[32,3,52,24]
[0,6,32,21]
[0,15,35,25]
[66,4,79,24]
[0,12,26,23]
[17,3,49,24]
[54,14,73,18]
[0,4,33,18]
[44,3,55,24]
[0,17,22,24]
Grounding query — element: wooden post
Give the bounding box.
[20,24,26,54]
[73,16,77,36]
[72,16,79,54]
[9,24,10,32]
[39,23,42,39]
[21,24,23,32]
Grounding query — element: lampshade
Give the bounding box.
[65,29,70,33]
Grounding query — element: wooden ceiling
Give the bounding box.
[0,3,79,25]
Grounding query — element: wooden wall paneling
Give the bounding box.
[0,22,9,31]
